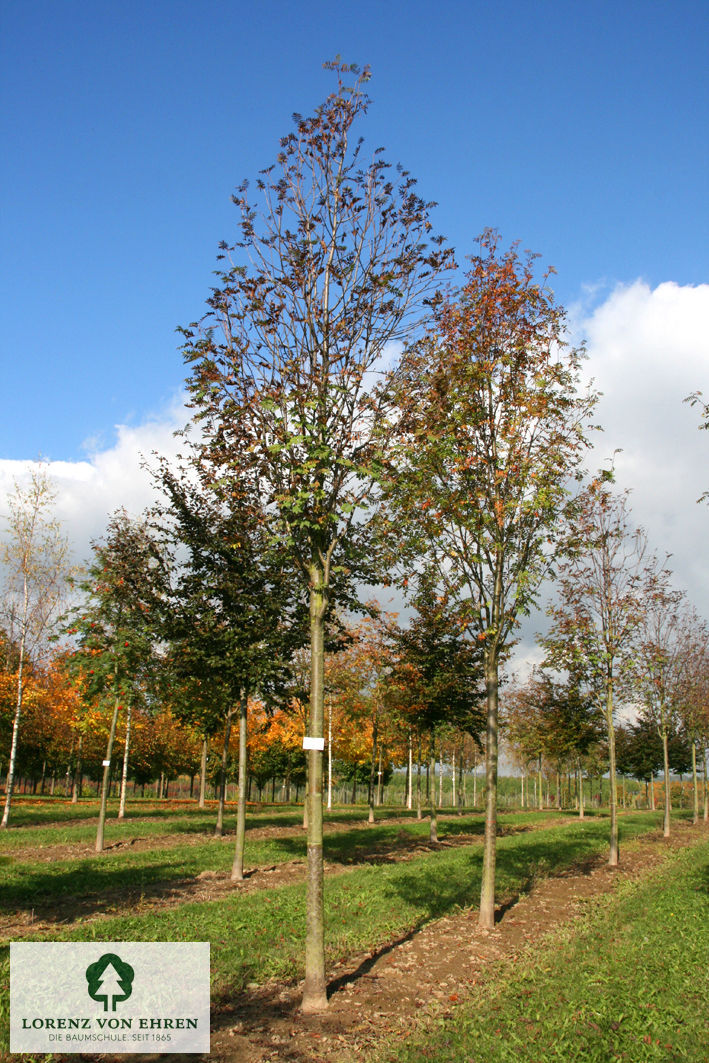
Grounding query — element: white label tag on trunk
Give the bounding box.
[302,737,325,751]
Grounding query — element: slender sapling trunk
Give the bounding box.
[231,692,249,881]
[118,701,132,820]
[96,692,121,852]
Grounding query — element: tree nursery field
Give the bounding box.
[0,798,707,1062]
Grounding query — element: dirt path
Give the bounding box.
[197,820,709,1063]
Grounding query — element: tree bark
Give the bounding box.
[429,735,438,843]
[1,578,28,829]
[118,701,132,820]
[327,698,332,812]
[661,725,671,838]
[578,759,585,820]
[96,693,121,852]
[416,734,422,820]
[368,708,378,824]
[231,692,249,881]
[406,731,413,810]
[302,571,328,1014]
[479,651,499,929]
[198,736,208,809]
[215,710,233,837]
[691,740,699,826]
[605,682,619,866]
[72,734,83,803]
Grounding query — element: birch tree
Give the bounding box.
[1,467,70,829]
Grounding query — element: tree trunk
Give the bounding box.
[416,734,422,820]
[479,651,499,929]
[118,701,132,820]
[96,693,121,852]
[578,759,585,820]
[198,737,208,809]
[368,709,378,824]
[1,586,27,829]
[605,682,619,866]
[537,755,543,811]
[64,735,75,797]
[649,770,656,810]
[72,734,83,803]
[302,570,328,1014]
[429,734,438,843]
[327,698,333,812]
[215,710,233,837]
[406,731,413,810]
[661,725,671,838]
[703,750,708,822]
[452,747,457,809]
[691,740,699,826]
[231,692,249,882]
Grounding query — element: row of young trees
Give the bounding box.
[2,59,709,1013]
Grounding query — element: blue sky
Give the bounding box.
[2,1,709,649]
[2,0,707,462]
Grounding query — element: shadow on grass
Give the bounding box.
[0,856,218,920]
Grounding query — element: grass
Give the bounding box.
[0,810,566,912]
[0,811,668,1050]
[0,804,691,1058]
[0,798,467,849]
[382,838,709,1063]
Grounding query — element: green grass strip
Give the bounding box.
[385,838,709,1063]
[0,812,564,910]
[0,813,665,1051]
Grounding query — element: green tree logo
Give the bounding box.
[85,953,135,1012]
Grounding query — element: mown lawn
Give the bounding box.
[0,811,669,1051]
[383,837,709,1063]
[0,809,566,910]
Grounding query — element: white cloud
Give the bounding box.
[580,280,709,613]
[2,281,709,629]
[0,397,189,565]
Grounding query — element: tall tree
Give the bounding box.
[1,467,71,828]
[64,510,164,851]
[675,624,709,824]
[388,583,485,837]
[506,669,603,817]
[631,578,696,837]
[546,478,653,865]
[180,59,450,1010]
[389,232,596,927]
[153,456,304,872]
